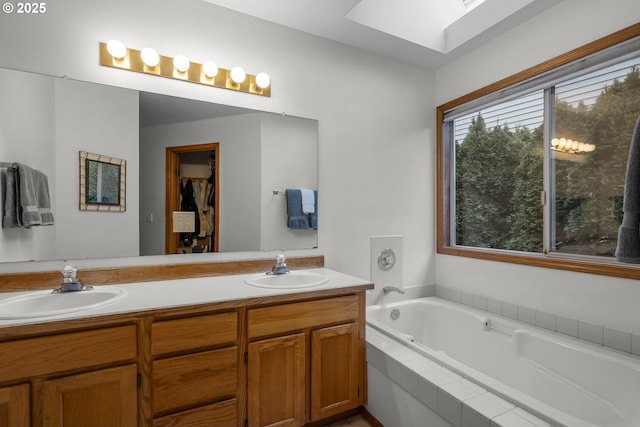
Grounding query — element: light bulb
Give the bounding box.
[202,61,218,78]
[106,40,126,60]
[173,54,190,73]
[255,72,270,89]
[141,47,160,67]
[230,66,246,84]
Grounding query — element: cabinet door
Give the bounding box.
[0,384,29,427]
[41,364,137,427]
[248,333,305,427]
[310,323,359,421]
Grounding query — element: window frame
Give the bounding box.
[436,22,640,280]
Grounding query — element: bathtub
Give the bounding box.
[366,297,640,427]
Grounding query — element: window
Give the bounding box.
[453,91,544,253]
[437,24,640,279]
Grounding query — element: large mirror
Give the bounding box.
[0,67,318,264]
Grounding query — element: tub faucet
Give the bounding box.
[270,253,289,275]
[382,286,405,296]
[53,265,93,293]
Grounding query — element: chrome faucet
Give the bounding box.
[270,253,289,275]
[53,265,93,293]
[382,286,405,296]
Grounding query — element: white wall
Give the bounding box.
[435,0,640,333]
[0,0,434,288]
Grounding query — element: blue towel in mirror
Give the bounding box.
[286,189,310,229]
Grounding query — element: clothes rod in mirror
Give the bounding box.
[99,40,271,97]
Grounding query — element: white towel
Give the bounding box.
[301,188,315,214]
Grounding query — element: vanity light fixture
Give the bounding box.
[255,72,271,89]
[551,137,596,154]
[99,41,270,97]
[140,47,160,68]
[106,39,126,60]
[230,66,246,84]
[173,54,190,73]
[202,61,218,79]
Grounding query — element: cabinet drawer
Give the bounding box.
[153,347,237,415]
[152,312,237,356]
[247,295,358,339]
[153,398,237,427]
[0,325,137,382]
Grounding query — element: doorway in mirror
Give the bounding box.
[165,143,220,255]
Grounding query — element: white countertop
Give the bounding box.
[0,268,372,328]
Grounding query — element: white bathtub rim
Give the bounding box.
[368,296,640,365]
[366,297,640,427]
[367,317,580,427]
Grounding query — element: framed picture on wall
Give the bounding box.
[79,151,126,212]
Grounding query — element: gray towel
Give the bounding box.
[11,163,54,228]
[2,167,19,228]
[616,116,640,263]
[310,190,318,230]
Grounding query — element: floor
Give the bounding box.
[323,414,375,427]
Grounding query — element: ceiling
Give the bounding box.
[140,0,563,126]
[202,0,562,69]
[139,91,256,127]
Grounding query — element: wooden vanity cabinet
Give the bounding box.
[246,294,365,427]
[150,311,239,427]
[0,284,370,427]
[0,324,138,427]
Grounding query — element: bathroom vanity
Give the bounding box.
[0,266,373,427]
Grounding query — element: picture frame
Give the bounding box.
[79,151,126,212]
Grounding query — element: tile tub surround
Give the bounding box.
[435,285,640,357]
[366,297,640,427]
[366,327,552,427]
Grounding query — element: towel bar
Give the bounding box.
[273,190,285,196]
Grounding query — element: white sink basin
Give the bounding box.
[245,271,329,289]
[0,287,126,319]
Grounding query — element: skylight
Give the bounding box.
[462,0,486,12]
